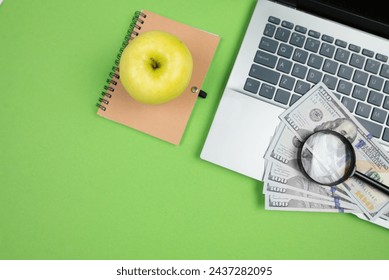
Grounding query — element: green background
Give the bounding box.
[1,0,388,260]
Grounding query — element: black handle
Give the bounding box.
[355,170,389,196]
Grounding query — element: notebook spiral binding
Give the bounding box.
[96,11,147,111]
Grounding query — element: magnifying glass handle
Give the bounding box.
[355,171,389,196]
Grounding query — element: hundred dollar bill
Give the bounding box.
[382,211,389,221]
[265,194,358,213]
[264,181,359,211]
[264,179,355,207]
[279,82,389,220]
[263,161,358,209]
[354,213,389,229]
[264,122,301,171]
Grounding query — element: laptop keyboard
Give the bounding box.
[244,15,389,143]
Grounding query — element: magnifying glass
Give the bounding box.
[297,130,389,195]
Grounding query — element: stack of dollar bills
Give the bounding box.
[263,82,389,229]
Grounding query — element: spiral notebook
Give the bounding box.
[96,10,220,145]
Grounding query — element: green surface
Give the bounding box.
[1,0,388,260]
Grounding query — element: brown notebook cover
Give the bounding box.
[97,10,220,145]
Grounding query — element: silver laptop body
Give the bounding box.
[201,0,389,180]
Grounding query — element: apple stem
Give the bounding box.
[150,58,160,70]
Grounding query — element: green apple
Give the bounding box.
[119,30,193,105]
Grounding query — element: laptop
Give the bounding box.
[201,0,389,180]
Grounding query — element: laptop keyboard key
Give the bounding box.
[349,44,361,52]
[350,53,365,69]
[279,75,296,90]
[365,59,380,74]
[323,59,339,75]
[383,96,389,110]
[281,20,294,29]
[268,16,281,25]
[371,108,387,124]
[308,54,323,69]
[307,69,323,84]
[290,94,301,106]
[352,85,368,101]
[290,32,306,47]
[305,38,320,52]
[292,64,307,79]
[276,58,293,73]
[383,81,389,94]
[308,30,320,38]
[278,43,294,58]
[368,75,384,91]
[383,129,389,142]
[337,80,352,95]
[341,97,356,112]
[259,37,279,53]
[380,64,389,78]
[275,89,291,105]
[249,64,280,85]
[275,27,291,42]
[337,65,353,80]
[323,59,338,74]
[376,53,388,63]
[244,78,260,94]
[322,74,338,90]
[320,43,335,58]
[295,25,307,34]
[254,50,277,68]
[362,49,374,58]
[292,49,308,63]
[335,48,350,63]
[353,70,368,85]
[356,117,383,138]
[322,34,334,43]
[367,90,383,106]
[335,39,347,48]
[294,80,311,95]
[259,84,275,99]
[355,102,372,118]
[264,24,276,37]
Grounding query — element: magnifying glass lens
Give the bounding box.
[299,131,355,185]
